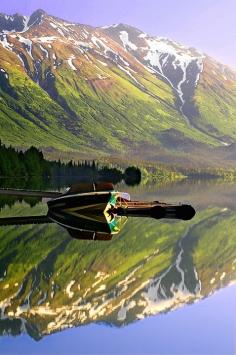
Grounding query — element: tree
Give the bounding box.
[124,166,141,186]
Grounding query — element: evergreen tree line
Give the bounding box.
[0,143,53,178]
[0,143,141,185]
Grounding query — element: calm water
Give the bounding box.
[0,179,236,355]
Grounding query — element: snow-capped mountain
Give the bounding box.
[0,10,236,166]
[103,24,204,120]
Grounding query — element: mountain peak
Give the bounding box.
[0,9,45,34]
[102,22,142,34]
[0,12,27,33]
[28,8,45,27]
[32,9,46,15]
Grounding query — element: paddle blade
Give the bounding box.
[150,204,196,220]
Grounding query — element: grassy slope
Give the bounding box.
[192,210,236,294]
[0,43,219,160]
[0,50,84,151]
[55,57,218,147]
[194,58,236,141]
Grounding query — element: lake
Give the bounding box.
[0,179,236,355]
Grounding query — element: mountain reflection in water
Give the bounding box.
[0,180,236,340]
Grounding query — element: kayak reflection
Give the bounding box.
[0,183,195,240]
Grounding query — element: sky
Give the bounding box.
[1,283,236,354]
[0,0,236,68]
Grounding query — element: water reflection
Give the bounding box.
[0,182,195,241]
[0,180,236,340]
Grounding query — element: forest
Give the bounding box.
[0,142,141,186]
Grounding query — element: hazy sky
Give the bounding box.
[0,0,235,68]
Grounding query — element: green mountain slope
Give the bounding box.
[0,10,236,166]
[194,59,236,143]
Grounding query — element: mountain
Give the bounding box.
[0,10,236,166]
[0,9,44,33]
[0,182,236,339]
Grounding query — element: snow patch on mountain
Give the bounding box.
[33,59,41,83]
[21,16,30,33]
[140,226,202,317]
[3,15,14,21]
[101,24,119,29]
[118,64,144,88]
[66,280,75,298]
[0,34,13,51]
[102,24,206,125]
[35,36,57,43]
[0,16,29,34]
[119,31,137,51]
[0,68,9,79]
[97,59,108,66]
[221,141,230,146]
[144,38,203,92]
[39,44,49,58]
[57,28,65,37]
[91,35,116,56]
[18,35,33,59]
[0,269,7,281]
[117,300,136,321]
[0,10,44,35]
[143,37,204,111]
[138,33,147,39]
[67,56,77,71]
[75,41,92,49]
[50,22,57,29]
[95,284,106,293]
[52,53,57,68]
[37,291,48,306]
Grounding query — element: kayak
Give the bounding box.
[0,182,195,241]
